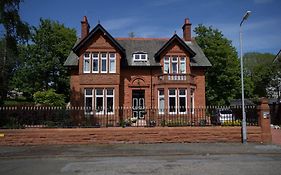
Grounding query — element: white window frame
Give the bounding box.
[83,52,91,73]
[178,89,187,114]
[133,53,148,62]
[109,53,116,73]
[190,89,195,114]
[84,88,93,114]
[92,52,99,73]
[164,56,170,74]
[101,53,107,73]
[158,89,165,115]
[168,89,177,114]
[95,89,104,114]
[171,56,178,74]
[180,57,186,74]
[106,89,114,114]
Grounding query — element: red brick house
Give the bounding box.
[64,16,211,124]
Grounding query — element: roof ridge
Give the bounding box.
[116,37,169,41]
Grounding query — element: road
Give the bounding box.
[1,143,281,175]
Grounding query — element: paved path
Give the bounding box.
[1,143,281,175]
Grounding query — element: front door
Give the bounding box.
[132,90,145,119]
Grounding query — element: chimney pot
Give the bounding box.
[184,18,190,24]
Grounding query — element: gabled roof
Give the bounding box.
[64,27,211,67]
[186,40,212,67]
[64,39,79,67]
[154,34,196,59]
[72,24,125,55]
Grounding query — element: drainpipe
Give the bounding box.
[150,67,153,109]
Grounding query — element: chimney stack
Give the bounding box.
[182,18,192,41]
[81,16,90,39]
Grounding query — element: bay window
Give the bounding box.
[163,55,188,76]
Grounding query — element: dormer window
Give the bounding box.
[133,52,148,62]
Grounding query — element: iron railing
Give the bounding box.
[0,106,258,128]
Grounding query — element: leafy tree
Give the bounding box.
[194,24,241,105]
[251,63,274,97]
[0,0,30,104]
[243,52,276,98]
[33,89,65,106]
[244,52,275,76]
[11,19,76,100]
[267,62,281,100]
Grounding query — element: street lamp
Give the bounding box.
[240,10,251,144]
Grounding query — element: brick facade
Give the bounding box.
[65,17,211,122]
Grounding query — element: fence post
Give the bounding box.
[257,98,272,144]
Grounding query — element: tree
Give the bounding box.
[11,19,76,100]
[194,24,241,105]
[267,62,281,100]
[243,52,275,76]
[33,89,65,106]
[0,0,30,104]
[243,52,276,98]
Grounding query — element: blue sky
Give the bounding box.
[19,0,280,54]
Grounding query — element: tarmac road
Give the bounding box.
[1,143,281,175]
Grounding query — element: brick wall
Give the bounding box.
[191,67,206,107]
[0,127,262,146]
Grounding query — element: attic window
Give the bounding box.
[133,52,148,62]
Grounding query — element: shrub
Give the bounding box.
[222,120,242,126]
[33,89,65,106]
[164,119,189,127]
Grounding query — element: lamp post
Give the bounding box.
[240,10,251,144]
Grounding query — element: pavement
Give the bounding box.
[1,143,281,175]
[272,128,281,145]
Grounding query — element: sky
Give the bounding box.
[18,0,281,55]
